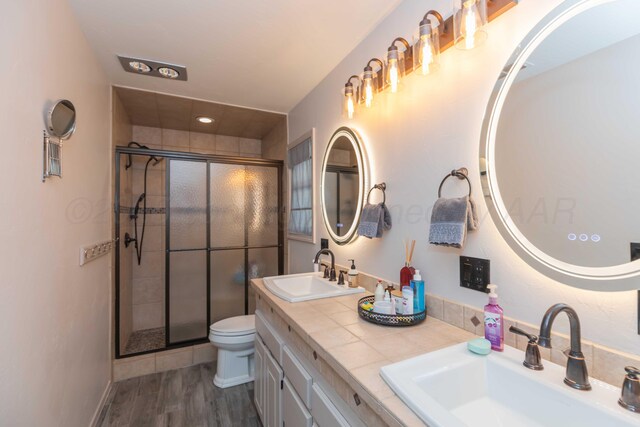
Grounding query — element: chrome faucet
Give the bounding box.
[538,303,591,390]
[314,249,336,281]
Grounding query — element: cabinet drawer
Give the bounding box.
[282,378,312,427]
[311,384,350,427]
[282,346,312,407]
[256,310,284,364]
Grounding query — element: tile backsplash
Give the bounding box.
[340,264,640,388]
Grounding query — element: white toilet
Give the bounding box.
[208,314,256,388]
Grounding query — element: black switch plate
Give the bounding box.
[631,243,640,262]
[632,243,640,335]
[321,238,329,250]
[460,256,490,293]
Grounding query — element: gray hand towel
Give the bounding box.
[428,196,478,248]
[358,203,392,239]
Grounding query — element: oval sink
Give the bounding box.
[263,272,364,302]
[380,343,638,427]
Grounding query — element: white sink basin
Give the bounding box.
[380,343,638,427]
[263,272,364,302]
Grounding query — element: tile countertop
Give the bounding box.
[251,278,477,427]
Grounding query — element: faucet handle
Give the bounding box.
[625,366,640,378]
[509,326,538,343]
[323,265,330,279]
[509,326,544,371]
[620,366,640,413]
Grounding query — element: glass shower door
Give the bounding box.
[209,163,281,324]
[167,159,208,344]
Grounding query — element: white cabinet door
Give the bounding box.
[254,337,267,422]
[282,378,312,427]
[265,349,283,427]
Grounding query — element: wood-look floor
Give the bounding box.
[96,362,260,427]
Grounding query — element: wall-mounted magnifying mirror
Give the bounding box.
[43,99,76,181]
[321,127,367,245]
[481,0,640,291]
[47,99,77,140]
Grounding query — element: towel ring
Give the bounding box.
[367,182,386,204]
[438,168,471,198]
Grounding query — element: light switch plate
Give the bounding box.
[80,240,113,266]
[460,256,490,293]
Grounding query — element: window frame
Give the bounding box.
[287,128,316,244]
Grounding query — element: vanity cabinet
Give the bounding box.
[282,378,312,427]
[265,350,283,427]
[254,337,267,421]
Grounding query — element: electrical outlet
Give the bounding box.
[321,238,329,250]
[460,256,490,293]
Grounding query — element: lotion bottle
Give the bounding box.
[484,284,504,352]
[374,280,385,302]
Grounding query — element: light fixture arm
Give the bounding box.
[390,37,411,52]
[421,10,444,29]
[365,58,384,72]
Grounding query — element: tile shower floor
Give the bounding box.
[96,362,260,427]
[124,327,165,354]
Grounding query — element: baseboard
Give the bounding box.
[89,380,112,427]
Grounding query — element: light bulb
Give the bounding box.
[462,0,478,50]
[420,35,434,75]
[388,59,399,93]
[363,77,374,108]
[345,93,355,119]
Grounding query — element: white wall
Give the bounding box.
[288,0,640,355]
[0,1,111,425]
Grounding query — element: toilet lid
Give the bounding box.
[209,314,255,336]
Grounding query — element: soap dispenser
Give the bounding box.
[484,284,504,352]
[348,259,359,288]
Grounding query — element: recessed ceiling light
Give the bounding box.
[196,116,214,124]
[158,67,180,79]
[128,61,151,73]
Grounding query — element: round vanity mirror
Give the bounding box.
[321,127,367,245]
[481,0,640,291]
[46,99,77,139]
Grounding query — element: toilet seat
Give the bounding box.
[209,314,255,337]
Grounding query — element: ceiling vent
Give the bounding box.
[117,55,188,81]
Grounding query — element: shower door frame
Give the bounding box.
[115,146,284,359]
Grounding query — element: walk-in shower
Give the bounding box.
[115,145,283,357]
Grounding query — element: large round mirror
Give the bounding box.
[481,0,640,291]
[47,99,76,139]
[321,127,367,245]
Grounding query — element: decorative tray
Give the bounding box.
[357,295,426,327]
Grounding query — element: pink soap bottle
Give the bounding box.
[484,284,504,352]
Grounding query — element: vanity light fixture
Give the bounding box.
[361,58,384,108]
[128,61,152,74]
[385,38,413,93]
[340,0,516,114]
[343,75,361,119]
[196,116,214,124]
[414,11,446,75]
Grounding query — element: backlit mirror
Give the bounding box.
[47,99,76,140]
[321,127,367,245]
[481,0,640,291]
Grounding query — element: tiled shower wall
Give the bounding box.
[127,126,264,333]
